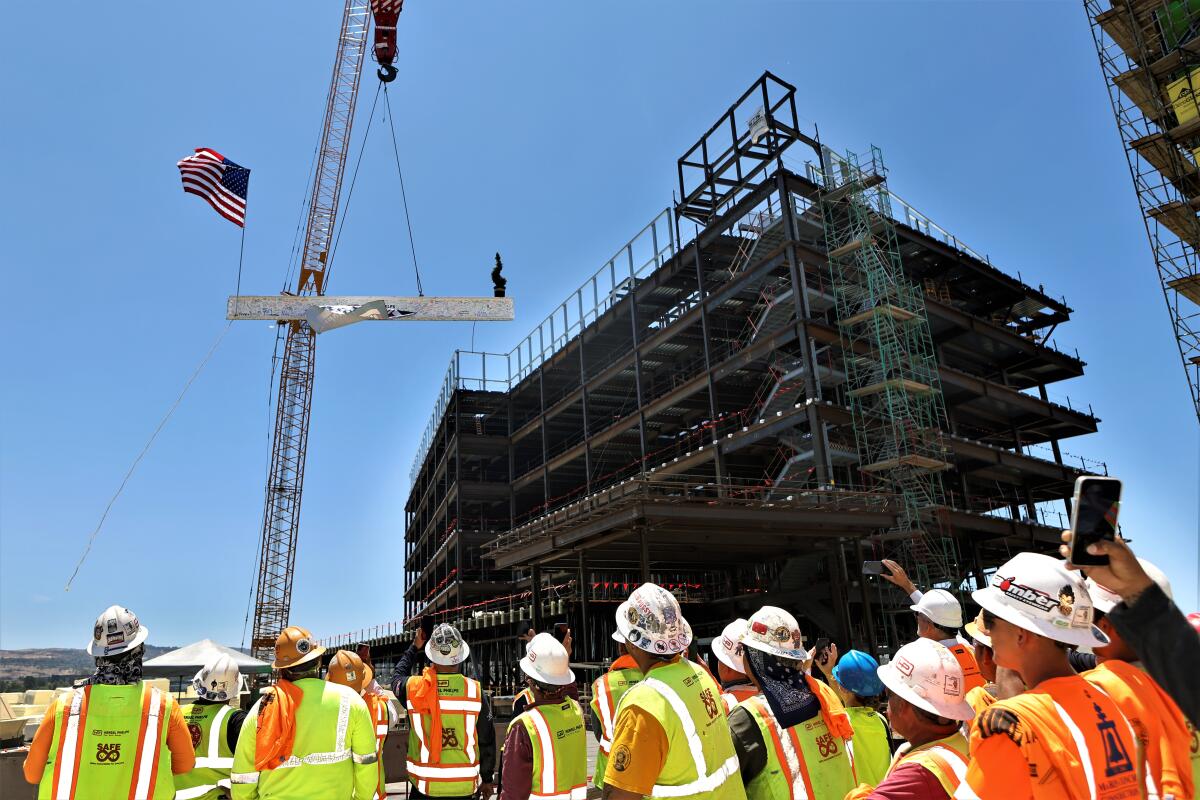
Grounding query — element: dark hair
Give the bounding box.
[919,613,958,641]
[912,703,958,729]
[282,660,320,682]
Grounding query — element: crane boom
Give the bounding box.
[250,0,371,660]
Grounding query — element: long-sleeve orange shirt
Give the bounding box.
[23,692,196,784]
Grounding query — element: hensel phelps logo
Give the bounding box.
[96,743,122,763]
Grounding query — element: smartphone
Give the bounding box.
[552,622,570,643]
[813,637,831,661]
[420,615,435,639]
[1068,476,1122,566]
[862,560,886,576]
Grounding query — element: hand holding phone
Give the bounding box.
[862,561,885,576]
[1068,476,1122,567]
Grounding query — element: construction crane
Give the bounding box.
[248,0,386,661]
[243,0,511,661]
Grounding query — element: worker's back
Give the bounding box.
[590,661,642,788]
[232,677,377,799]
[176,701,237,800]
[1084,660,1197,800]
[37,682,178,800]
[618,658,745,800]
[843,705,890,787]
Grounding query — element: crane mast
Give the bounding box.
[250,0,371,660]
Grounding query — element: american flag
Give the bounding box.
[177,148,250,227]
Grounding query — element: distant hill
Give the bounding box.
[0,645,178,681]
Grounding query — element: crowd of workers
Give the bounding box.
[20,532,1200,799]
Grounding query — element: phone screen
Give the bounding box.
[552,623,569,643]
[862,560,885,576]
[420,615,435,638]
[1070,477,1121,566]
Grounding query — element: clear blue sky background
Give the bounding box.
[2,1,1196,650]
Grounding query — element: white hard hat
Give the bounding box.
[614,583,693,655]
[964,610,991,648]
[425,623,470,666]
[519,633,575,686]
[192,654,241,702]
[910,589,963,630]
[712,619,749,674]
[972,552,1108,649]
[878,638,974,721]
[88,605,150,657]
[741,606,807,661]
[1087,558,1173,614]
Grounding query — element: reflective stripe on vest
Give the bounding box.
[639,677,740,798]
[596,676,617,754]
[52,687,88,800]
[176,703,235,799]
[748,696,809,800]
[524,706,587,800]
[192,705,235,770]
[406,676,483,794]
[1052,700,1097,797]
[50,686,167,800]
[913,744,968,796]
[276,691,355,769]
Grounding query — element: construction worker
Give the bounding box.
[711,618,757,713]
[590,633,643,790]
[176,653,247,800]
[327,650,391,800]
[499,633,586,800]
[726,606,857,800]
[231,625,378,799]
[828,648,891,787]
[958,552,1149,800]
[514,624,577,716]
[1083,560,1197,800]
[389,623,496,800]
[880,560,984,694]
[23,605,196,798]
[845,638,974,800]
[600,582,745,800]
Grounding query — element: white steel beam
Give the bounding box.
[227,295,514,322]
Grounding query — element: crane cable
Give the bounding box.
[65,321,233,591]
[325,81,383,288]
[383,83,425,296]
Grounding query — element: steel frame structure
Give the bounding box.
[250,0,371,660]
[1086,0,1200,422]
[371,74,1105,671]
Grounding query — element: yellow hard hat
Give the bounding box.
[273,625,326,670]
[326,650,366,693]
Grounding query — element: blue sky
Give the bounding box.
[2,1,1196,650]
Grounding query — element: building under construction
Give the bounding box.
[335,74,1103,691]
[1086,0,1200,422]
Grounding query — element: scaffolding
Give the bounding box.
[819,146,958,587]
[1086,0,1200,422]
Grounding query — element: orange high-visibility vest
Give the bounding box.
[1085,660,1194,800]
[946,643,986,695]
[961,675,1147,800]
[363,693,390,800]
[719,685,757,714]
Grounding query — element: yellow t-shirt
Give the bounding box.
[601,660,678,795]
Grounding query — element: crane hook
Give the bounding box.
[378,65,398,83]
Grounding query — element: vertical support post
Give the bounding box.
[539,366,550,506]
[578,551,590,664]
[454,390,462,598]
[776,171,832,486]
[854,538,878,655]
[692,240,725,488]
[579,295,593,495]
[830,543,852,646]
[1038,384,1073,518]
[626,250,649,468]
[639,527,651,583]
[532,565,544,632]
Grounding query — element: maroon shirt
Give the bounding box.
[867,762,950,800]
[499,687,581,800]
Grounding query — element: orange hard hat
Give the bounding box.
[273,625,326,670]
[326,650,367,693]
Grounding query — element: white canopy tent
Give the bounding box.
[142,639,271,677]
